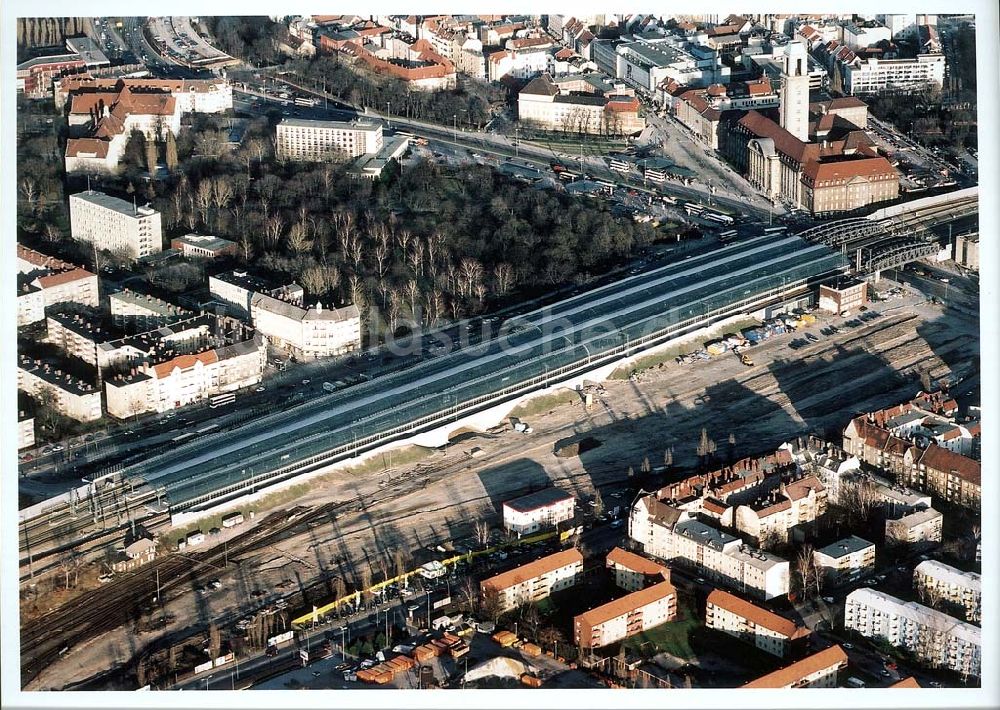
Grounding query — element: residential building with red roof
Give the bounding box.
[574,579,677,649]
[16,244,99,312]
[706,588,810,657]
[480,549,583,612]
[605,547,670,592]
[741,645,847,688]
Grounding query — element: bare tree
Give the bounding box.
[481,586,505,623]
[287,222,311,254]
[796,544,817,599]
[459,578,478,614]
[840,477,880,523]
[264,214,285,247]
[333,577,347,601]
[194,180,214,226]
[393,549,408,579]
[592,490,604,518]
[493,262,516,295]
[641,456,651,474]
[212,176,234,209]
[359,566,373,604]
[521,603,541,641]
[208,622,221,659]
[407,240,424,277]
[474,520,492,548]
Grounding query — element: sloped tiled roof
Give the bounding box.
[742,645,847,688]
[919,444,980,486]
[708,589,810,640]
[482,549,582,592]
[576,579,676,627]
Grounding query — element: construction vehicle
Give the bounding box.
[740,354,754,367]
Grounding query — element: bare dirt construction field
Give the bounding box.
[26,294,977,690]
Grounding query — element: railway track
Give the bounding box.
[20,502,344,689]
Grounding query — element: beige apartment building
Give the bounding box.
[913,560,980,623]
[885,507,943,548]
[69,191,163,259]
[480,549,583,613]
[104,335,267,418]
[733,474,826,545]
[742,645,848,688]
[605,547,670,593]
[706,588,810,658]
[276,118,383,162]
[17,279,45,327]
[17,244,99,310]
[250,294,361,360]
[574,579,677,649]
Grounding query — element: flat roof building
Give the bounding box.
[170,234,237,259]
[913,560,980,624]
[845,587,980,678]
[69,191,163,260]
[276,118,383,162]
[813,535,875,587]
[502,488,575,535]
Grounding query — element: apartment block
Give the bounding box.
[109,290,192,332]
[813,535,875,587]
[706,588,810,658]
[913,560,980,624]
[574,579,677,649]
[480,549,583,613]
[69,191,163,259]
[17,277,45,327]
[17,244,99,311]
[104,334,267,418]
[741,645,848,688]
[210,270,299,319]
[629,499,790,600]
[844,588,980,678]
[733,474,826,545]
[606,547,670,592]
[518,73,645,136]
[17,353,102,422]
[46,308,121,367]
[885,507,943,548]
[502,488,575,535]
[276,118,383,161]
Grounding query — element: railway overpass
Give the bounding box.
[797,187,978,275]
[20,234,849,561]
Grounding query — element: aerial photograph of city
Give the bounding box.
[1,4,995,707]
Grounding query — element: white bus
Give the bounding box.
[763,225,787,234]
[718,229,738,242]
[703,211,735,226]
[209,392,236,409]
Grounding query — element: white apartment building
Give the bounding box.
[845,588,980,678]
[69,191,163,259]
[17,244,100,310]
[209,270,298,319]
[842,23,891,50]
[843,54,946,95]
[104,335,267,418]
[913,560,980,624]
[480,548,583,612]
[574,579,677,649]
[17,355,103,422]
[885,507,943,547]
[250,294,361,360]
[629,497,790,600]
[706,588,810,658]
[813,535,876,587]
[276,118,383,162]
[487,48,550,82]
[18,411,36,449]
[734,474,826,545]
[742,645,848,688]
[502,488,574,535]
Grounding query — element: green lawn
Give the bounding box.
[623,597,701,660]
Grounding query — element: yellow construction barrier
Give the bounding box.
[291,530,562,628]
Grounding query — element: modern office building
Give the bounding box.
[276,118,383,161]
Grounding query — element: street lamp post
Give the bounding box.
[452,114,457,142]
[386,101,391,129]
